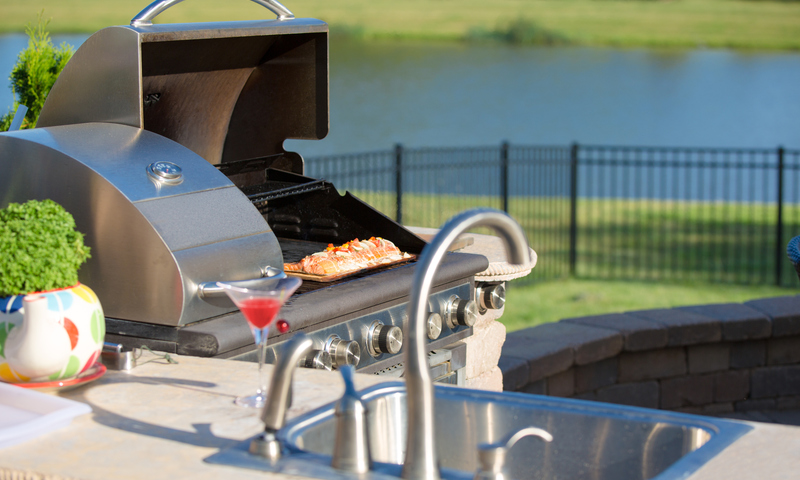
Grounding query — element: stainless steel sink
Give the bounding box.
[206,381,751,480]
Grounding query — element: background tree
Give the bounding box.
[0,12,73,131]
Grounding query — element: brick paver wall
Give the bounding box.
[499,295,800,415]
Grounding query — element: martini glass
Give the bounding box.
[217,276,302,408]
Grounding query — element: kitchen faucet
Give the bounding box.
[402,208,532,480]
[249,332,314,461]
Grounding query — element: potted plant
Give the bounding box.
[0,199,104,383]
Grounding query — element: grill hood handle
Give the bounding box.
[131,0,295,26]
[198,267,286,299]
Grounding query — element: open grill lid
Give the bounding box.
[37,15,330,175]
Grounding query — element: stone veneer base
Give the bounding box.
[463,306,506,391]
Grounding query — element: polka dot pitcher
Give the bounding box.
[0,284,105,383]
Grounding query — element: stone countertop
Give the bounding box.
[689,421,800,480]
[0,352,386,480]
[1,351,800,480]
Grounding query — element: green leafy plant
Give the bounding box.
[0,12,73,131]
[0,199,91,297]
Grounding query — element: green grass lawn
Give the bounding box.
[501,277,798,332]
[2,0,800,50]
[339,186,800,331]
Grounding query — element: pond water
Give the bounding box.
[1,33,798,154]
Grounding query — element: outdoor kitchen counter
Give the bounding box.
[0,351,387,480]
[1,351,800,480]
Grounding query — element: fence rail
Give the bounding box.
[305,143,800,287]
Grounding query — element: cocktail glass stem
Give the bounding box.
[255,326,269,403]
[234,324,272,408]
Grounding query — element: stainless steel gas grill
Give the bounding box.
[0,1,492,382]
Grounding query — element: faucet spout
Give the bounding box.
[249,332,314,461]
[402,208,531,480]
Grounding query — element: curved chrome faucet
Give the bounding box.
[402,208,532,480]
[249,332,314,461]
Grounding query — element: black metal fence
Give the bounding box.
[305,143,800,287]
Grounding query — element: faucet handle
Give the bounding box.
[474,426,553,480]
[331,366,372,473]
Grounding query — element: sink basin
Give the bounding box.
[206,382,751,480]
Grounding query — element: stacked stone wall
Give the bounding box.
[499,295,800,415]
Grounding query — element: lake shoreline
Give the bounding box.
[0,0,799,52]
[0,28,798,53]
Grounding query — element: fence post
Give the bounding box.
[776,145,785,286]
[501,141,510,213]
[569,142,579,276]
[395,143,403,224]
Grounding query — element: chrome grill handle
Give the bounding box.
[252,0,295,19]
[198,268,286,300]
[131,0,294,27]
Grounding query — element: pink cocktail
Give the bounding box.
[217,276,302,408]
[239,297,283,329]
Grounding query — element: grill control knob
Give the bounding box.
[300,350,333,371]
[324,335,361,368]
[445,295,478,329]
[477,282,506,313]
[367,322,403,356]
[427,313,443,340]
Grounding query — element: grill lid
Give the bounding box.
[38,11,329,174]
